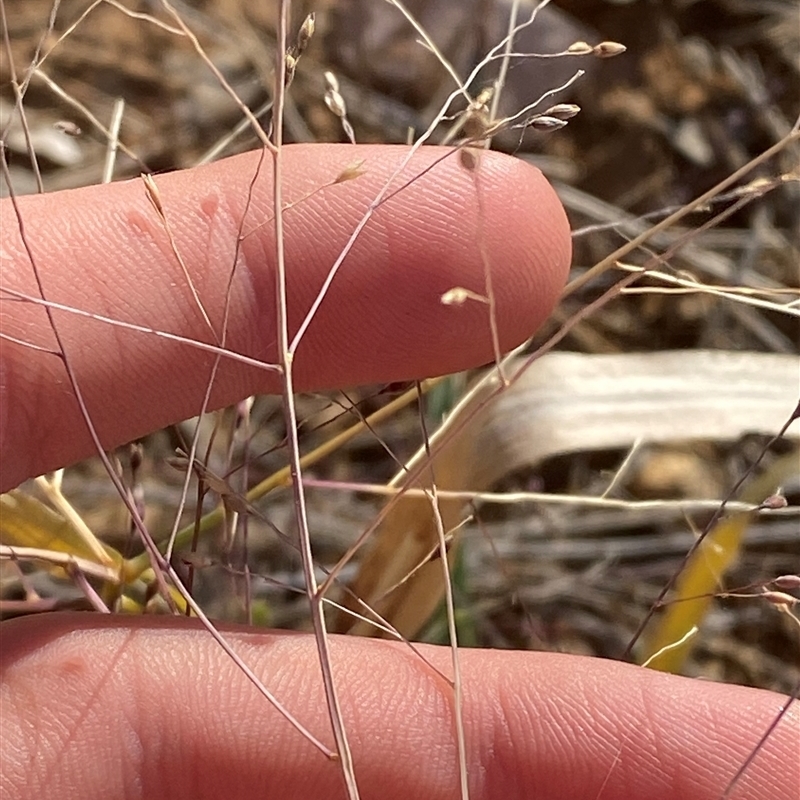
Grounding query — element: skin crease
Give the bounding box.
[0,144,797,799]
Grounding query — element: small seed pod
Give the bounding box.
[543,103,581,121]
[528,115,568,132]
[324,70,340,93]
[296,12,315,56]
[567,41,594,55]
[324,88,347,119]
[761,589,798,609]
[773,575,800,590]
[593,41,627,58]
[54,120,82,136]
[284,52,297,86]
[441,287,470,306]
[759,493,788,510]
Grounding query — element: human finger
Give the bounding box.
[1,613,796,800]
[0,144,570,490]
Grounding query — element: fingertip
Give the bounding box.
[464,148,572,345]
[260,144,572,387]
[181,143,571,385]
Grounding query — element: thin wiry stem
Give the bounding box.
[13,0,63,96]
[197,96,274,165]
[159,0,276,153]
[620,268,800,317]
[417,388,469,799]
[298,479,785,515]
[18,0,183,88]
[272,1,359,796]
[431,485,469,797]
[101,97,125,184]
[102,0,184,35]
[32,68,146,168]
[0,286,282,373]
[472,170,504,382]
[622,398,800,661]
[1,0,44,192]
[140,172,219,340]
[385,0,469,102]
[720,680,800,800]
[488,0,524,131]
[563,127,800,299]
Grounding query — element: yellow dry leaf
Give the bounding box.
[1,490,119,569]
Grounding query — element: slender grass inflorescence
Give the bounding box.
[0,1,798,797]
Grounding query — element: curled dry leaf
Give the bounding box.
[335,350,800,639]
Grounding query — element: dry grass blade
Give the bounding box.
[338,350,799,639]
[0,490,117,570]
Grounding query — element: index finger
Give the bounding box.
[0,144,570,489]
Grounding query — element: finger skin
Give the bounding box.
[0,144,570,491]
[1,614,797,800]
